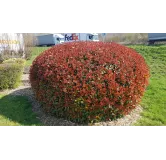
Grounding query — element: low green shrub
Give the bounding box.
[0,58,25,90]
[2,58,26,65]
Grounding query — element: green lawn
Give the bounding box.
[128,45,166,125]
[26,47,49,66]
[0,94,41,126]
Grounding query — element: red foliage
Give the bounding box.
[30,42,150,123]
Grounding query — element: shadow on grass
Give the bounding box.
[0,86,144,126]
[0,88,41,126]
[0,87,77,126]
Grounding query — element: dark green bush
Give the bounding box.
[0,58,25,90]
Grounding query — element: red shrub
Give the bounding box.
[30,42,150,123]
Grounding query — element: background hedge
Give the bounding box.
[0,58,25,90]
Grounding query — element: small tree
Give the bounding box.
[22,33,36,60]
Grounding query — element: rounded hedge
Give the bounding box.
[30,42,150,123]
[0,58,25,90]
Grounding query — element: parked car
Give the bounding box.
[148,33,166,45]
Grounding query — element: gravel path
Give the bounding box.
[0,74,143,126]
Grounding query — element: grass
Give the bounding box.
[25,47,49,66]
[128,45,166,125]
[0,94,41,126]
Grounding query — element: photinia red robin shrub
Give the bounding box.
[30,42,150,124]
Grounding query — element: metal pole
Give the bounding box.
[102,33,105,42]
